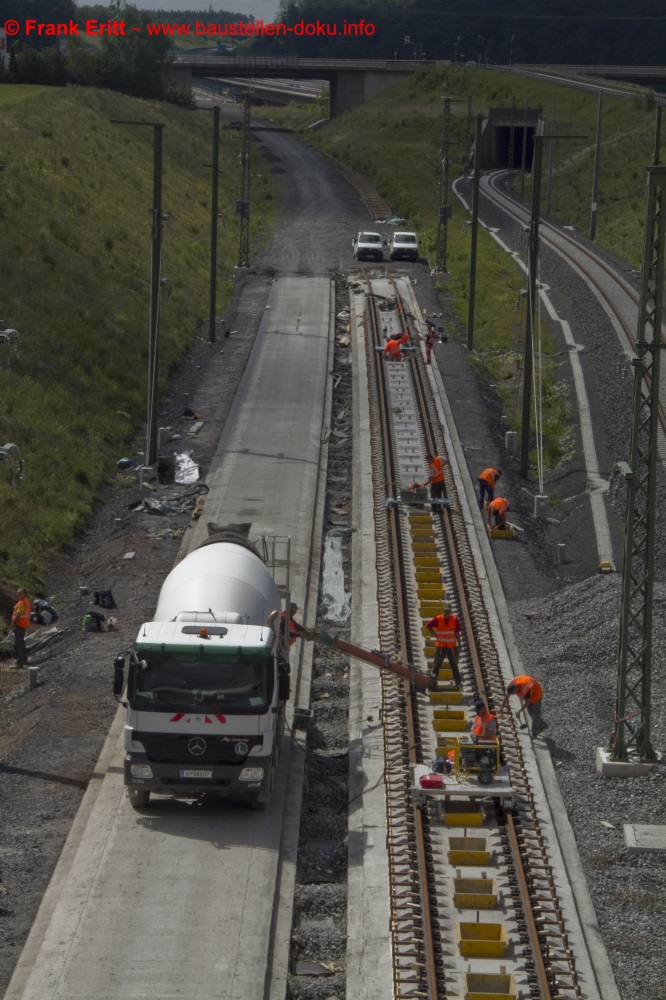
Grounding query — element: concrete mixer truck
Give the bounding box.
[113,529,292,811]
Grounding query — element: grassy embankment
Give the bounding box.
[0,85,275,600]
[265,67,658,466]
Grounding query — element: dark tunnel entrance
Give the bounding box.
[478,108,541,171]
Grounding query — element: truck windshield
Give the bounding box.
[129,652,272,713]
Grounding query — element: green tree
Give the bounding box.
[94,7,171,98]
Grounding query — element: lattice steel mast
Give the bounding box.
[613,165,666,761]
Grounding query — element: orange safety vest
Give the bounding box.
[488,497,508,517]
[512,675,542,704]
[12,597,30,629]
[472,711,498,737]
[480,468,500,487]
[432,612,458,648]
[384,333,409,358]
[280,611,298,646]
[428,456,445,484]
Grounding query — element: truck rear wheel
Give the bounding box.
[129,788,150,809]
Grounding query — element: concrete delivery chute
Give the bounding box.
[297,626,433,691]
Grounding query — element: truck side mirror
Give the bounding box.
[113,655,125,698]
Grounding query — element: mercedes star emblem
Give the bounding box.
[188,736,207,756]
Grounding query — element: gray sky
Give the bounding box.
[121,1,282,21]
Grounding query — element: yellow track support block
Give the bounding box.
[457,921,507,958]
[435,738,459,752]
[418,587,443,597]
[448,837,490,866]
[408,512,431,522]
[430,691,463,705]
[444,803,483,827]
[430,669,455,683]
[489,526,514,539]
[413,555,440,567]
[433,708,466,721]
[433,717,467,733]
[420,603,444,617]
[415,571,443,584]
[465,973,516,999]
[430,663,454,676]
[453,877,497,909]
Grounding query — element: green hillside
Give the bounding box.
[0,85,274,597]
[292,66,657,266]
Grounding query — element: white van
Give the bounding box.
[388,231,419,262]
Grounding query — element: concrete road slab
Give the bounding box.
[6,275,334,1000]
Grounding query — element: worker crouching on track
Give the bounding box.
[499,675,548,737]
[425,452,448,502]
[478,467,501,509]
[384,332,410,361]
[487,496,509,531]
[425,601,461,688]
[472,699,497,738]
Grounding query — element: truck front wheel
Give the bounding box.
[128,788,150,809]
[250,792,269,811]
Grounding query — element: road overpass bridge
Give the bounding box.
[523,64,666,87]
[170,54,449,116]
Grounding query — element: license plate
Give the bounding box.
[179,769,213,779]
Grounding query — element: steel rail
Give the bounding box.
[388,274,581,999]
[362,273,441,999]
[360,266,582,999]
[485,171,666,443]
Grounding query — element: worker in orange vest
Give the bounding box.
[472,699,498,738]
[384,332,409,361]
[425,601,461,687]
[11,587,31,668]
[487,496,509,530]
[279,603,304,648]
[424,324,435,365]
[425,452,448,502]
[499,675,548,736]
[478,467,501,508]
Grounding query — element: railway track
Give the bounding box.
[481,169,666,443]
[349,265,592,999]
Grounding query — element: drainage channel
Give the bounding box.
[286,276,353,1000]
